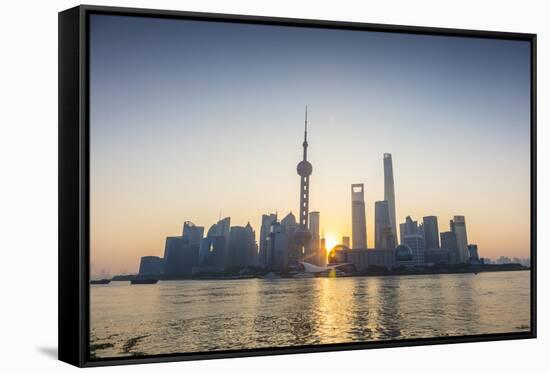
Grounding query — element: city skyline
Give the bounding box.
[89,15,531,277]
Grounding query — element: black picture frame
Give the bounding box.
[58,4,537,368]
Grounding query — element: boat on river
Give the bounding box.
[90,279,111,285]
[130,278,159,285]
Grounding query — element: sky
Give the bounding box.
[89,14,531,277]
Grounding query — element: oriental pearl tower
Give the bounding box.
[294,106,313,260]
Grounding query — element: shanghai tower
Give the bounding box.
[383,153,398,243]
[294,106,313,259]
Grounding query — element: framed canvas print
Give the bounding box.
[58,5,537,367]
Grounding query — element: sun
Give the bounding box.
[324,234,339,253]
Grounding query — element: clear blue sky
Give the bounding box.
[89,14,531,276]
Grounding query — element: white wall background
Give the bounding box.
[0,0,546,371]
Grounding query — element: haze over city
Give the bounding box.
[89,15,531,277]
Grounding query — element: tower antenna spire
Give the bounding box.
[304,105,308,142]
[305,105,308,133]
[302,105,309,161]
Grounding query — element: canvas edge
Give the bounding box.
[57,4,538,368]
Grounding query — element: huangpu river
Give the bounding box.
[90,271,530,358]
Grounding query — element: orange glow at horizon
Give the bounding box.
[324,234,339,254]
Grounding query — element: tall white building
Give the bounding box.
[451,215,469,263]
[383,153,398,243]
[351,184,367,249]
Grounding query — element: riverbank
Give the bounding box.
[108,263,529,282]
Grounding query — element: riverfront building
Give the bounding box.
[403,233,425,266]
[329,246,396,271]
[351,183,367,249]
[182,221,204,247]
[161,221,205,277]
[400,216,419,244]
[266,221,290,271]
[342,236,350,248]
[468,244,480,264]
[281,212,300,266]
[197,236,227,271]
[380,226,396,251]
[307,211,321,265]
[383,153,398,243]
[375,200,392,250]
[163,236,197,277]
[197,217,231,271]
[319,233,327,266]
[225,224,256,270]
[450,216,469,263]
[440,231,459,264]
[138,256,163,277]
[424,249,450,265]
[258,213,277,268]
[423,216,440,250]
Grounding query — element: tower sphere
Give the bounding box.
[297,160,313,176]
[395,244,414,261]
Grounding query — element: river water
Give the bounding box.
[89,271,530,358]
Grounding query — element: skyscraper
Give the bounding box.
[182,221,204,247]
[351,183,367,249]
[282,212,300,266]
[380,226,396,250]
[440,231,459,264]
[213,217,230,238]
[375,200,392,250]
[162,235,199,277]
[319,231,327,266]
[160,221,204,277]
[294,107,313,260]
[281,211,296,227]
[267,221,289,271]
[342,236,350,248]
[400,216,419,243]
[138,256,163,277]
[245,222,257,266]
[258,213,277,267]
[450,215,469,263]
[383,153,398,243]
[197,236,226,270]
[468,244,479,261]
[225,225,256,270]
[423,216,440,250]
[307,211,320,264]
[162,236,186,277]
[403,234,425,266]
[198,217,230,267]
